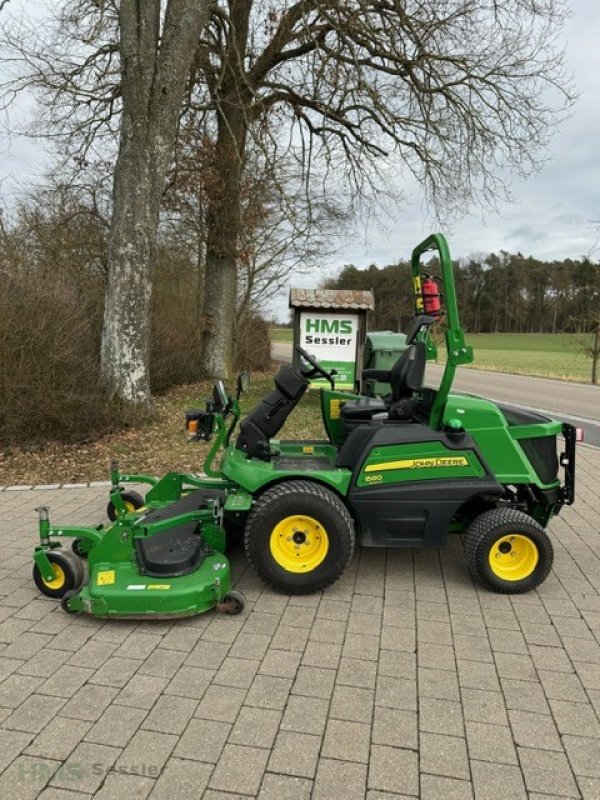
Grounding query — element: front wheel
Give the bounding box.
[106,490,144,522]
[33,550,84,599]
[464,507,554,594]
[244,480,354,594]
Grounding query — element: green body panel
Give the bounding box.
[443,393,561,489]
[356,440,485,488]
[221,441,352,496]
[69,554,230,617]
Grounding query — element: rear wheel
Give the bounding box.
[106,490,144,521]
[244,480,354,594]
[33,550,84,599]
[464,507,553,594]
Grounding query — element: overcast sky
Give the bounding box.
[1,1,599,321]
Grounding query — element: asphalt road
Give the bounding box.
[273,342,600,446]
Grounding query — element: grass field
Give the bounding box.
[270,327,593,383]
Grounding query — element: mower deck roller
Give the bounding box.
[32,233,577,616]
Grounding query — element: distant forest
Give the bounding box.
[324,253,600,334]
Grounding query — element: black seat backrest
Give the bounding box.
[404,314,437,345]
[236,364,309,460]
[389,341,426,402]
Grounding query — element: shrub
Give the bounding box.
[234,312,273,372]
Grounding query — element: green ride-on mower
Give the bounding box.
[32,233,577,615]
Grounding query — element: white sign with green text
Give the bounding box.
[299,311,360,389]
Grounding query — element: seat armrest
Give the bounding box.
[362,369,391,382]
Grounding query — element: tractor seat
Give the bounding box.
[341,341,426,428]
[340,396,388,421]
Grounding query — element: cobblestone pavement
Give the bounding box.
[0,446,599,799]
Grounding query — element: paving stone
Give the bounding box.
[470,759,527,800]
[4,693,65,733]
[164,665,213,699]
[509,709,563,751]
[337,656,377,688]
[418,642,456,671]
[518,747,580,796]
[268,731,321,778]
[91,772,155,800]
[280,694,329,736]
[88,657,139,688]
[174,718,230,763]
[562,734,600,778]
[342,633,380,661]
[38,789,93,800]
[419,666,461,701]
[301,640,342,669]
[0,673,44,707]
[143,694,197,735]
[137,649,187,679]
[257,773,313,800]
[245,674,292,710]
[529,644,574,673]
[376,675,417,711]
[420,774,473,800]
[292,666,336,698]
[372,707,418,750]
[213,656,260,688]
[115,730,177,775]
[368,745,418,796]
[185,640,230,669]
[465,721,518,765]
[321,718,371,763]
[259,648,301,678]
[113,632,164,661]
[85,704,147,747]
[1,632,52,661]
[420,732,470,780]
[146,757,211,799]
[229,706,282,748]
[115,674,169,709]
[0,727,36,771]
[549,698,600,737]
[538,669,588,702]
[25,715,90,763]
[462,688,508,725]
[313,758,367,800]
[420,697,465,737]
[51,741,121,794]
[271,625,310,652]
[194,684,246,722]
[500,677,550,713]
[330,683,374,722]
[494,651,537,681]
[59,684,120,721]
[209,743,269,794]
[18,648,71,678]
[0,755,60,800]
[228,633,271,661]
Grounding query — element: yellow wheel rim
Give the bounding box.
[124,501,135,513]
[489,534,539,581]
[269,515,329,573]
[42,563,66,590]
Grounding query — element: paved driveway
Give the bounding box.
[0,446,599,799]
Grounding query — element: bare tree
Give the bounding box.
[191,0,574,376]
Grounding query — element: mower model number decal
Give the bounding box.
[96,570,116,586]
[365,456,469,472]
[303,446,315,454]
[365,474,383,483]
[147,584,171,590]
[126,584,146,591]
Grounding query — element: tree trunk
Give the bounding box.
[201,109,246,377]
[101,117,160,402]
[100,0,211,403]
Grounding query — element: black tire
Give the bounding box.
[72,538,90,559]
[33,550,84,599]
[106,490,144,521]
[60,589,81,614]
[464,507,554,594]
[219,590,246,615]
[244,480,354,594]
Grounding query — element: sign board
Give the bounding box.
[298,311,360,389]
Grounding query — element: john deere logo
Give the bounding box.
[305,318,354,345]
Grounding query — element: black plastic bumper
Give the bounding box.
[559,423,576,506]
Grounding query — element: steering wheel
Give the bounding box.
[295,346,336,388]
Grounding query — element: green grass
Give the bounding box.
[269,327,293,343]
[449,333,592,383]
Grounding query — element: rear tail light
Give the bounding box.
[576,427,584,443]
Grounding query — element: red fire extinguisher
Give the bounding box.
[421,275,441,317]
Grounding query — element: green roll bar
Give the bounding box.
[411,233,473,429]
